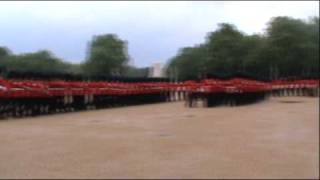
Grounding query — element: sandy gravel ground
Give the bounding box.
[0,97,318,179]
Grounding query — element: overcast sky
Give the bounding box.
[0,1,318,67]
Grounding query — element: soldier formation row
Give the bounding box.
[0,77,319,118]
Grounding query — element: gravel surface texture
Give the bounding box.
[0,97,318,179]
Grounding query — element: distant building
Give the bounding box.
[149,63,164,77]
[127,57,135,67]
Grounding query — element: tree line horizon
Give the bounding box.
[0,16,319,81]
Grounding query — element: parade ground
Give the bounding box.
[0,96,318,179]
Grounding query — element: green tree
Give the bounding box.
[166,45,208,80]
[264,16,319,78]
[2,50,70,74]
[166,16,319,80]
[303,16,319,78]
[241,35,271,79]
[0,46,10,60]
[205,23,246,76]
[83,34,129,77]
[166,23,250,80]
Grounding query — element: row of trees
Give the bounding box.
[166,16,319,80]
[0,34,149,79]
[0,49,75,74]
[1,16,318,81]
